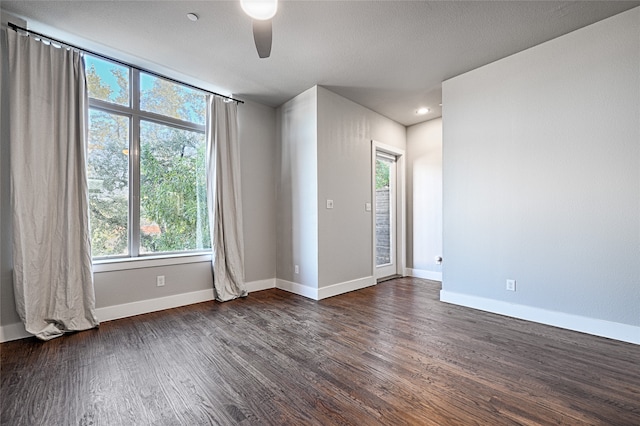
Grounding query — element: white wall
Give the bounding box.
[406,118,442,281]
[276,87,319,289]
[441,8,640,343]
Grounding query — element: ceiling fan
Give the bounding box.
[240,0,278,58]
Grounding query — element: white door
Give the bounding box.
[375,151,397,279]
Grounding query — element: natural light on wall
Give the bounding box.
[240,0,278,20]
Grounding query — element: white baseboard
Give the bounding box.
[440,290,640,345]
[276,278,319,300]
[96,288,215,322]
[0,322,30,342]
[405,268,442,282]
[245,278,276,293]
[318,276,375,300]
[98,278,275,322]
[0,278,276,342]
[276,276,376,301]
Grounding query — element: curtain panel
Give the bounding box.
[7,30,99,340]
[206,96,247,302]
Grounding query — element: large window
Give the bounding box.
[86,55,210,259]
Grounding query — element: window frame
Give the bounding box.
[86,55,210,266]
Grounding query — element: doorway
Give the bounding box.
[372,142,405,281]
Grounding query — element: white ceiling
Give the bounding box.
[2,1,639,126]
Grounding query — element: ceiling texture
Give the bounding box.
[2,1,639,126]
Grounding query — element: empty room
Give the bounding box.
[1,1,639,425]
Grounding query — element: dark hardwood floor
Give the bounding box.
[1,278,639,425]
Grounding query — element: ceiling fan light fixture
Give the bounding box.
[241,0,278,21]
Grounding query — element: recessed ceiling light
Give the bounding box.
[416,107,430,115]
[187,13,199,22]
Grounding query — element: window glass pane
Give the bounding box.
[85,55,130,106]
[140,73,206,125]
[375,156,392,266]
[88,109,130,257]
[139,121,210,254]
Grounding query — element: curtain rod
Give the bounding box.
[8,22,244,105]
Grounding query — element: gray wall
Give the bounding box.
[94,100,277,309]
[1,16,22,327]
[276,87,318,286]
[406,118,442,275]
[442,8,639,327]
[94,262,213,308]
[316,86,405,287]
[276,86,406,290]
[238,100,277,283]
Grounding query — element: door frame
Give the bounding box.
[371,140,406,280]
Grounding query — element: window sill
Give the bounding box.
[93,252,212,273]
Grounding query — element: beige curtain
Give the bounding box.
[7,30,98,340]
[206,96,247,302]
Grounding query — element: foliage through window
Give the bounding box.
[87,109,129,256]
[86,55,210,258]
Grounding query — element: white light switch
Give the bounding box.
[326,199,334,209]
[365,202,372,211]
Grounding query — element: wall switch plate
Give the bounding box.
[506,279,516,291]
[326,199,334,209]
[157,275,165,287]
[365,202,372,211]
[294,265,299,274]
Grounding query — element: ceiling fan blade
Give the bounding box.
[252,19,272,58]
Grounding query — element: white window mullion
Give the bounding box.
[130,69,141,257]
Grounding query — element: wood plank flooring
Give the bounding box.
[1,278,639,425]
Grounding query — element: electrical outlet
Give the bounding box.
[294,265,299,274]
[326,199,334,209]
[157,275,165,287]
[506,279,516,292]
